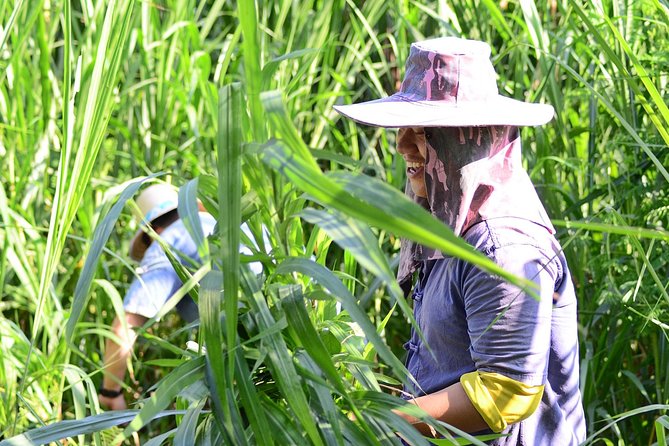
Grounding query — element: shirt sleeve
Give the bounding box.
[460,371,544,432]
[460,242,559,385]
[457,240,559,430]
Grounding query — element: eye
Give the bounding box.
[424,129,433,141]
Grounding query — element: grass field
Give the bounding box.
[1,0,668,444]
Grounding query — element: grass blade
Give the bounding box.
[281,285,347,394]
[178,178,209,261]
[262,139,538,295]
[217,82,242,384]
[173,399,206,446]
[239,267,324,446]
[0,410,185,446]
[121,357,206,439]
[276,257,409,385]
[236,0,266,140]
[199,271,237,442]
[66,176,156,341]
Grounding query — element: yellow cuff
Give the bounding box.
[460,371,544,433]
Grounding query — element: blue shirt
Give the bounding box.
[123,214,261,321]
[404,217,586,445]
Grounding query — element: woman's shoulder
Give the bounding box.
[462,217,558,254]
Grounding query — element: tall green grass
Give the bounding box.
[1,0,668,444]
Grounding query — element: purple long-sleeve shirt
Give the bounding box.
[404,217,586,445]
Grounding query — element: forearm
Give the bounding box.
[398,381,488,435]
[102,336,131,390]
[102,313,146,390]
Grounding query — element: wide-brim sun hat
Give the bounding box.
[129,184,179,261]
[333,37,554,127]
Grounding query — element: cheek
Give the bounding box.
[399,140,420,159]
[396,129,414,157]
[418,140,429,160]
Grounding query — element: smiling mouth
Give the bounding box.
[406,161,425,176]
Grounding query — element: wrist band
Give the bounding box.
[99,387,123,398]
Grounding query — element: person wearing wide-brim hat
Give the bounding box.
[98,183,262,410]
[335,37,585,445]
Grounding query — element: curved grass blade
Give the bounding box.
[66,176,157,341]
[262,140,538,296]
[261,48,321,90]
[173,399,206,446]
[285,287,378,444]
[259,395,312,445]
[0,410,184,446]
[144,429,177,446]
[300,208,393,283]
[231,345,274,445]
[239,267,324,446]
[178,178,209,261]
[656,415,669,446]
[552,219,669,241]
[282,284,347,394]
[293,350,345,446]
[62,367,89,445]
[262,91,320,169]
[276,257,411,386]
[298,207,427,352]
[582,404,669,444]
[121,357,206,440]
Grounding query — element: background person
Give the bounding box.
[98,183,260,410]
[334,37,586,445]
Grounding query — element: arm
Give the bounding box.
[397,381,488,435]
[99,312,147,410]
[401,240,558,435]
[100,224,181,409]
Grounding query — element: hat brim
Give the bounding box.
[333,94,554,128]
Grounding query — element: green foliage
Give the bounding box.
[1,0,668,445]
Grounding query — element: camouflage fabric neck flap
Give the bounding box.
[397,126,554,289]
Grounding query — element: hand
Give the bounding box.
[99,393,127,411]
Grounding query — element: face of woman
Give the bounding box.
[397,127,428,198]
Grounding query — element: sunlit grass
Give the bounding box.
[1,0,667,444]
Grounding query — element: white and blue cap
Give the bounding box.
[129,184,179,261]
